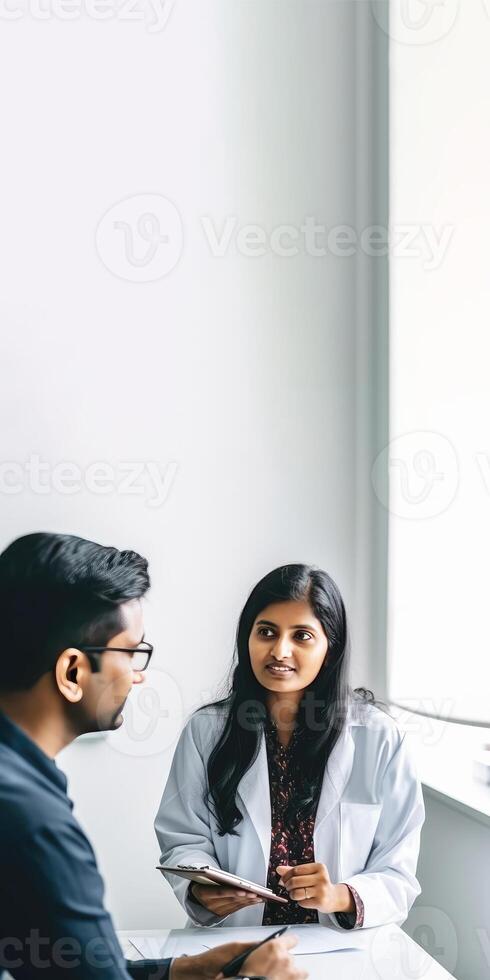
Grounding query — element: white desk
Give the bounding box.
[119,924,457,980]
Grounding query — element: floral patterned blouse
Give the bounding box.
[262,719,364,929]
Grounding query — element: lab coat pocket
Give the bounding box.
[339,801,382,879]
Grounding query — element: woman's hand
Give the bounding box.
[190,883,264,918]
[277,862,355,916]
[171,935,308,980]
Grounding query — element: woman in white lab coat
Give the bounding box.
[155,564,424,932]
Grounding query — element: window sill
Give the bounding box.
[389,705,490,828]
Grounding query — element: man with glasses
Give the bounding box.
[0,532,303,980]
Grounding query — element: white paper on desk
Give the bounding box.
[130,924,362,960]
[128,936,170,959]
[299,949,367,980]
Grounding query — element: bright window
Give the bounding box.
[386,2,490,726]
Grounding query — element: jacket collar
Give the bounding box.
[0,709,67,795]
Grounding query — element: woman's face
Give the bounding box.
[248,598,329,693]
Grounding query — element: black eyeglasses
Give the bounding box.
[79,640,153,672]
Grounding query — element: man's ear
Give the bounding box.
[55,649,90,704]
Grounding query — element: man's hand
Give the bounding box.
[171,935,308,980]
[237,935,307,980]
[170,942,252,980]
[277,863,355,916]
[190,883,264,918]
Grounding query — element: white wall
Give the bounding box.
[405,792,490,980]
[0,0,380,930]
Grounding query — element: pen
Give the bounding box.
[219,925,289,978]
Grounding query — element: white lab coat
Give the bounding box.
[154,699,425,930]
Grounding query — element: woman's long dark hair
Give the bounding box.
[204,563,377,836]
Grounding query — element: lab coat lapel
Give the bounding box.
[314,720,355,830]
[236,733,271,870]
[235,717,355,881]
[313,721,354,881]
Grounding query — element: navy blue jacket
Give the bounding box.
[0,711,170,979]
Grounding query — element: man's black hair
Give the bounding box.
[0,532,150,690]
